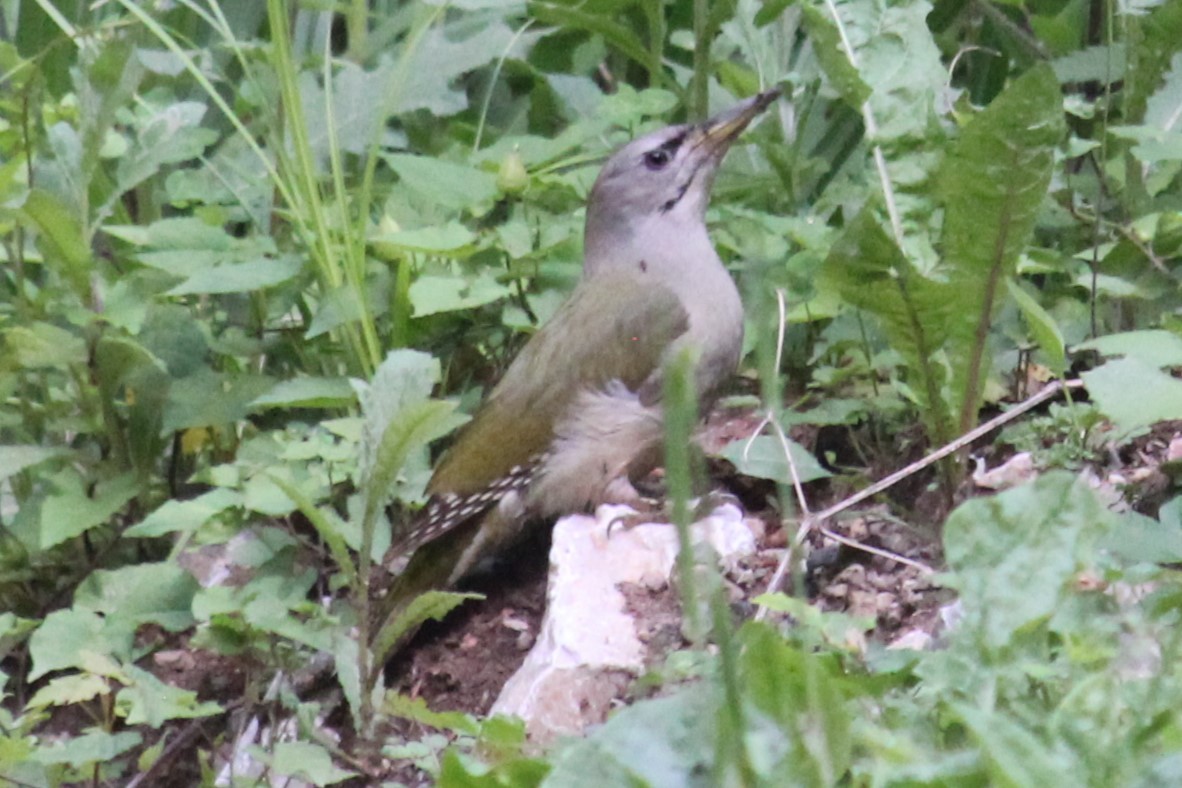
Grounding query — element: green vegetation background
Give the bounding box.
[2,0,1182,784]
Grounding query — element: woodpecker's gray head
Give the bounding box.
[583,88,780,268]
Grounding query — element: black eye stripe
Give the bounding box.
[642,131,687,170]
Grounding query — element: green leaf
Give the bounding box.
[165,254,302,295]
[28,609,134,681]
[250,377,357,410]
[26,673,112,709]
[740,623,852,784]
[383,153,499,211]
[952,703,1078,786]
[19,189,91,297]
[1050,43,1127,84]
[1082,357,1182,435]
[370,222,478,257]
[941,63,1065,431]
[0,446,69,482]
[1104,509,1182,564]
[162,369,275,432]
[74,562,199,632]
[409,272,514,317]
[800,4,872,107]
[2,322,87,369]
[721,435,831,484]
[116,665,221,726]
[39,472,138,550]
[1007,278,1067,374]
[263,741,355,785]
[1076,329,1182,367]
[125,487,242,538]
[546,683,719,785]
[529,2,661,82]
[33,730,141,767]
[821,207,955,446]
[384,692,481,735]
[371,590,482,671]
[943,472,1116,648]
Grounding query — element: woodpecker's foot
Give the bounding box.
[599,489,743,536]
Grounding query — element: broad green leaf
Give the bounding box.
[358,349,457,488]
[40,472,138,550]
[2,322,86,369]
[952,704,1078,786]
[393,17,536,116]
[33,730,141,767]
[161,369,274,433]
[369,222,478,257]
[165,255,302,295]
[740,623,852,784]
[116,665,221,726]
[722,435,831,484]
[800,4,872,107]
[264,741,355,785]
[383,153,499,211]
[529,2,661,82]
[125,487,242,538]
[0,446,68,482]
[545,683,719,786]
[1050,43,1127,83]
[409,272,514,317]
[1104,509,1182,564]
[1077,329,1182,367]
[943,472,1116,648]
[74,562,199,631]
[250,377,356,410]
[1082,357,1182,435]
[28,609,135,680]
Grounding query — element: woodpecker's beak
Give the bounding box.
[695,87,781,157]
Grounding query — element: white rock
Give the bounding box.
[491,503,755,743]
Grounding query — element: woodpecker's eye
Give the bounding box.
[643,148,671,170]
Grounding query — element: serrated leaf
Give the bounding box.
[26,673,112,709]
[941,64,1065,431]
[384,692,480,735]
[116,665,221,726]
[371,590,482,670]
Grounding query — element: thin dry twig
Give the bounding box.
[754,378,1085,618]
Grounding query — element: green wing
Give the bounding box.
[428,271,689,496]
